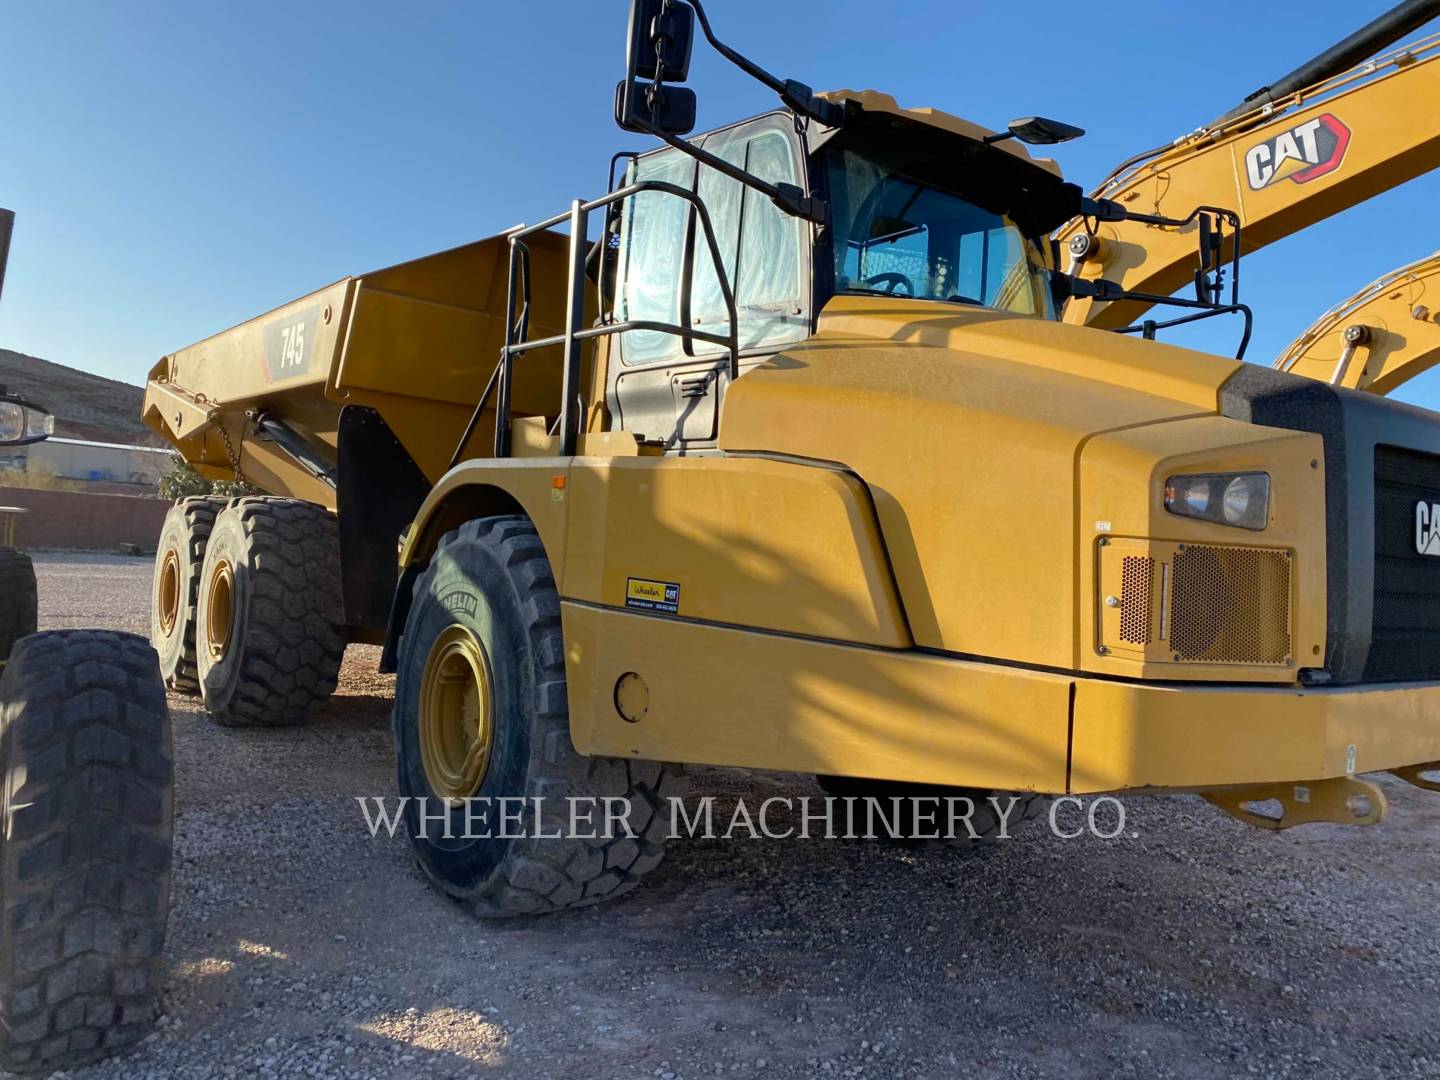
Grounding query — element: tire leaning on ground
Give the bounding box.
[0,547,37,665]
[393,515,688,916]
[196,497,345,726]
[150,496,229,692]
[814,774,1047,848]
[0,631,173,1073]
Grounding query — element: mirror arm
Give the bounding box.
[685,0,845,128]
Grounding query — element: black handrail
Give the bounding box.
[446,243,531,472]
[474,178,740,461]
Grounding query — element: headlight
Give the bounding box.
[0,400,55,446]
[0,403,21,443]
[1164,471,1269,530]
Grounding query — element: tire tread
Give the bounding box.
[412,516,686,917]
[0,631,172,1072]
[201,498,344,727]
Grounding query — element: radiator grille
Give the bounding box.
[1119,556,1153,644]
[1369,446,1440,681]
[1169,545,1291,664]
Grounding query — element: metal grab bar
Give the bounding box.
[490,179,740,459]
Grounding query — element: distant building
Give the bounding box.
[0,436,172,492]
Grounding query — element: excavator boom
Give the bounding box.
[1275,251,1440,393]
[1063,18,1440,330]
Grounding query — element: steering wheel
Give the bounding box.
[864,271,914,296]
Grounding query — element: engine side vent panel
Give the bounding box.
[1119,556,1154,645]
[1097,537,1293,672]
[1169,545,1291,664]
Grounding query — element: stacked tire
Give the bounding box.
[0,547,37,665]
[0,631,173,1072]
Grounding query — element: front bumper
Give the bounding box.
[564,601,1440,797]
[1070,676,1440,793]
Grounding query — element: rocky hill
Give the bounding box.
[0,348,163,446]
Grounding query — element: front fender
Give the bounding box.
[380,458,572,671]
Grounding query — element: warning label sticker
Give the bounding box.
[625,577,680,614]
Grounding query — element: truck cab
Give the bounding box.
[605,94,1071,450]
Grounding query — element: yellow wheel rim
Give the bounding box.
[419,625,495,804]
[157,548,182,636]
[205,559,235,662]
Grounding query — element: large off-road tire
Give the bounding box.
[0,631,172,1073]
[0,548,37,665]
[150,496,228,692]
[815,775,1047,848]
[393,515,687,917]
[196,497,344,727]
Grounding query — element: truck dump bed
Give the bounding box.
[143,228,577,507]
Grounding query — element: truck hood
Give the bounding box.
[719,295,1245,665]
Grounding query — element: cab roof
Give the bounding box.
[818,89,1064,178]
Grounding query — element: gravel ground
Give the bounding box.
[19,552,1440,1079]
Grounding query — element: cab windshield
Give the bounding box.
[825,139,1057,318]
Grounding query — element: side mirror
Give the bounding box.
[615,79,697,135]
[625,0,694,83]
[617,0,697,134]
[0,394,54,447]
[985,116,1085,146]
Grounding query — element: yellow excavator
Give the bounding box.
[1061,0,1440,344]
[1276,251,1440,392]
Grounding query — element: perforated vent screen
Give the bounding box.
[1169,545,1291,664]
[1119,556,1153,644]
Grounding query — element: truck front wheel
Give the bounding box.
[392,515,686,917]
[196,498,345,726]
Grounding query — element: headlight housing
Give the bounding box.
[1164,471,1269,531]
[0,400,55,446]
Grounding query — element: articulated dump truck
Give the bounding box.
[145,0,1440,918]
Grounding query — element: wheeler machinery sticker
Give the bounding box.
[1415,501,1440,556]
[1243,113,1351,190]
[626,577,680,614]
[262,306,320,382]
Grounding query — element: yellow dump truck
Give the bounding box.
[146,0,1440,917]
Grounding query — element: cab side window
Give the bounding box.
[614,149,695,366]
[615,120,808,367]
[731,130,805,349]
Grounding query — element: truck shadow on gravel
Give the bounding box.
[125,764,1440,1078]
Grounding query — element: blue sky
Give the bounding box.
[4,0,1439,406]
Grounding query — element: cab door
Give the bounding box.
[607,114,813,451]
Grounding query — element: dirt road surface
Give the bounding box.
[20,553,1440,1078]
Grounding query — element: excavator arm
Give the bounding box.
[1062,10,1440,330]
[1274,251,1440,393]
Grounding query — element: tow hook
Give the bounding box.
[1203,775,1387,830]
[1390,761,1440,792]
